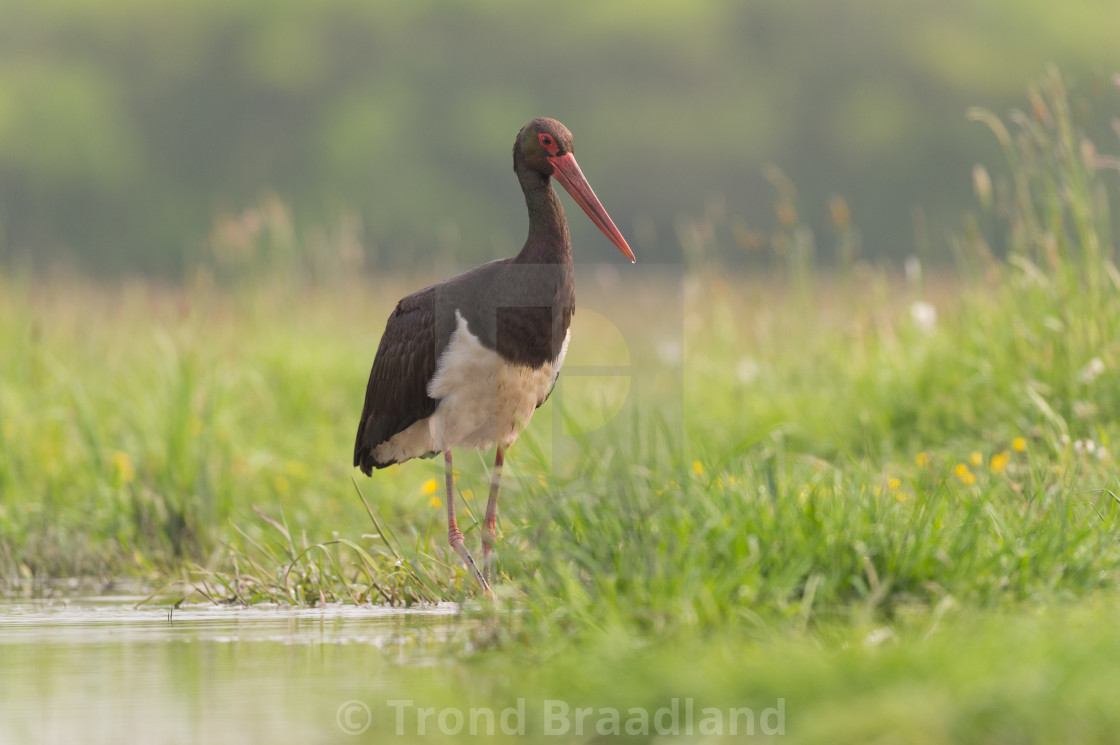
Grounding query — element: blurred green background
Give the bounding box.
[0,0,1116,275]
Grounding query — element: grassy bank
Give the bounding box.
[3,71,1120,742]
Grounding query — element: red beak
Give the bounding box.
[547,152,636,263]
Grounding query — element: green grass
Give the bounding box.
[3,70,1120,742]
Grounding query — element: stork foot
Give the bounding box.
[449,527,492,597]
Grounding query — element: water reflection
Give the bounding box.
[0,594,479,745]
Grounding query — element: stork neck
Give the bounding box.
[516,169,571,265]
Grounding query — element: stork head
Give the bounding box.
[515,118,635,263]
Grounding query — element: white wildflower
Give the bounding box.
[656,339,682,366]
[910,301,937,334]
[1078,357,1105,384]
[1073,439,1097,455]
[864,627,896,647]
[1073,400,1099,420]
[736,357,760,384]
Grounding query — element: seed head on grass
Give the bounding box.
[828,195,851,230]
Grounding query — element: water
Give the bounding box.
[0,592,478,744]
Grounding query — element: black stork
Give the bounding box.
[353,118,634,594]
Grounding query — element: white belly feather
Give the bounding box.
[373,311,569,463]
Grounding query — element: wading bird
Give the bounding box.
[353,118,634,594]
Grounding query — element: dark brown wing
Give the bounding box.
[353,286,440,475]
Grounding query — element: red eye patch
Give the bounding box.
[538,132,559,155]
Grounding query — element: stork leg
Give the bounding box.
[444,450,491,595]
[482,446,504,583]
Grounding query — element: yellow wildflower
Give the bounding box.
[692,461,705,476]
[969,451,983,467]
[429,496,442,508]
[462,489,473,501]
[915,451,930,467]
[990,451,1010,474]
[887,477,901,490]
[1012,437,1027,453]
[113,451,136,486]
[421,478,439,496]
[954,464,976,485]
[273,475,290,494]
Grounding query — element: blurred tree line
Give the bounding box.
[0,0,1116,275]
